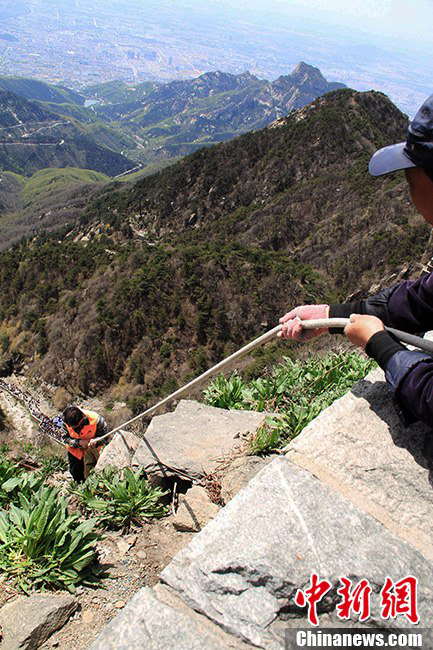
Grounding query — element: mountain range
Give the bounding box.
[0,88,428,405]
[0,63,345,180]
[85,62,346,171]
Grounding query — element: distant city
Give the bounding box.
[0,0,431,115]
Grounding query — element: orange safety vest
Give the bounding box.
[66,409,100,460]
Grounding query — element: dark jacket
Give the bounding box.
[330,272,433,426]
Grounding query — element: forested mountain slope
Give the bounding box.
[0,89,428,405]
[0,76,84,105]
[0,89,133,176]
[0,64,345,178]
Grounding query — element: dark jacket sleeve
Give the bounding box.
[330,271,433,426]
[392,357,433,424]
[357,329,433,426]
[330,272,433,334]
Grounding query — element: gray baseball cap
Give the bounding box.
[369,93,433,177]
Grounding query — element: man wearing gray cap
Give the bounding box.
[279,93,433,427]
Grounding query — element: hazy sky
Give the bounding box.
[211,0,432,49]
[179,0,431,114]
[2,0,431,114]
[279,0,432,44]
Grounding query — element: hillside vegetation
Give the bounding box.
[204,351,375,453]
[21,168,110,207]
[0,447,166,593]
[0,89,429,401]
[0,76,84,105]
[0,168,110,250]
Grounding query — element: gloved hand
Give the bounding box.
[278,304,330,341]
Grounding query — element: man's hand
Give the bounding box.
[79,439,90,449]
[88,438,99,448]
[344,314,385,348]
[278,304,330,341]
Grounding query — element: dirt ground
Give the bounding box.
[40,517,194,649]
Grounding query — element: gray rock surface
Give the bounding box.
[0,594,77,649]
[173,485,220,532]
[284,367,433,560]
[89,586,247,649]
[95,430,141,472]
[132,400,272,480]
[161,457,433,648]
[220,454,273,503]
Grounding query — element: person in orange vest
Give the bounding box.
[62,405,108,483]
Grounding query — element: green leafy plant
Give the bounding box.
[0,454,22,506]
[38,455,68,477]
[202,372,246,410]
[249,417,284,455]
[204,351,375,454]
[0,470,46,507]
[0,486,102,593]
[70,467,168,529]
[20,442,37,455]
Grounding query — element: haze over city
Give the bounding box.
[0,0,431,114]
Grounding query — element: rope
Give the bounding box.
[94,318,433,443]
[2,318,433,449]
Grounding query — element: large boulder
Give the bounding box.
[284,367,433,561]
[161,457,433,648]
[220,454,273,503]
[131,400,273,481]
[0,593,77,649]
[95,430,141,472]
[89,586,247,650]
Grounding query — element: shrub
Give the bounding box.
[249,417,283,455]
[38,455,68,477]
[70,467,168,529]
[0,486,102,593]
[0,334,9,353]
[0,455,22,506]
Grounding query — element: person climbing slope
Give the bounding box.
[62,405,108,482]
[278,92,433,428]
